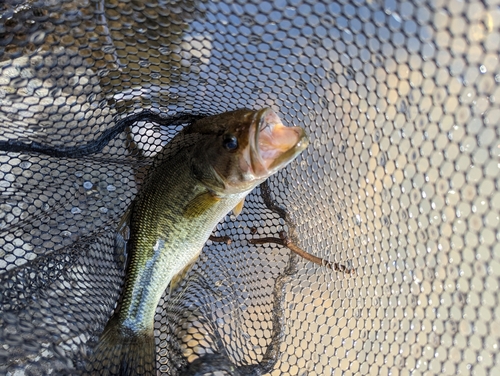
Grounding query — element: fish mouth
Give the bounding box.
[249,108,309,178]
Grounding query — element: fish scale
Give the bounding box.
[122,150,249,334]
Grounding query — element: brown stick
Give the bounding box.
[208,235,232,245]
[248,231,355,274]
[209,181,354,274]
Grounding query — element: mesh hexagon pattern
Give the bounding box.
[1,0,499,375]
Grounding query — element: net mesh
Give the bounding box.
[1,0,499,375]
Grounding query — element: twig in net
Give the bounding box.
[258,180,355,274]
[208,235,232,245]
[208,181,355,274]
[248,231,355,274]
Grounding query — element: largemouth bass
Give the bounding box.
[85,108,309,375]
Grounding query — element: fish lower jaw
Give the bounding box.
[253,129,307,175]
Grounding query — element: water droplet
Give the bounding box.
[30,30,46,44]
[98,69,110,78]
[102,46,116,54]
[309,38,321,49]
[378,153,387,167]
[99,207,108,214]
[107,185,116,192]
[345,67,355,80]
[339,141,346,153]
[327,70,336,82]
[241,15,254,27]
[158,47,169,55]
[83,181,93,190]
[71,207,81,214]
[354,214,361,226]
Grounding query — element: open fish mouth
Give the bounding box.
[249,108,309,178]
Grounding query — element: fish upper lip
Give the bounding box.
[249,108,308,178]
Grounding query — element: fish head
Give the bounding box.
[187,108,309,195]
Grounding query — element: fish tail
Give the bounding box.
[85,316,156,376]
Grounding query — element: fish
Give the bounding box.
[84,108,309,375]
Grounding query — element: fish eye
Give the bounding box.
[223,134,238,151]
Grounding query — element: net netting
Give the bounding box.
[1,0,499,375]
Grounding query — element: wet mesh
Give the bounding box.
[1,0,499,375]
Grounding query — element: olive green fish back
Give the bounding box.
[1,0,500,375]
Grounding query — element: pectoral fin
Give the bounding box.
[169,251,201,293]
[232,197,245,217]
[183,192,220,218]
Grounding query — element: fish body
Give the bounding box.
[85,108,309,375]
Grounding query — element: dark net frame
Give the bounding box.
[1,0,499,375]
